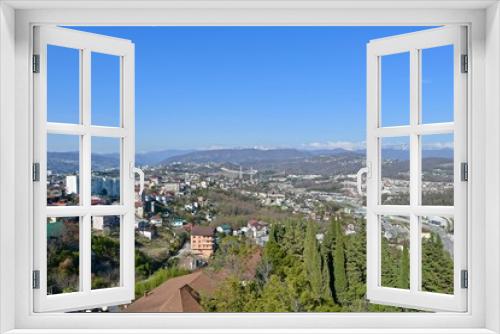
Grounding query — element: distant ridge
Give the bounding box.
[136,149,193,166]
[47,147,453,175]
[161,148,311,165]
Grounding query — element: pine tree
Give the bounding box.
[304,221,322,300]
[421,233,453,294]
[333,220,347,303]
[399,241,410,289]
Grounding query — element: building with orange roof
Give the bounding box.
[190,226,215,259]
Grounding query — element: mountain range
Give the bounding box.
[47,147,453,176]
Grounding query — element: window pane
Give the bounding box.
[47,45,80,124]
[92,52,121,127]
[47,134,80,206]
[380,52,410,127]
[421,134,454,206]
[380,215,410,289]
[91,137,121,205]
[421,216,454,294]
[92,215,121,289]
[421,45,454,124]
[47,216,79,294]
[380,137,410,205]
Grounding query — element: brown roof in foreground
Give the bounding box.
[191,226,215,237]
[125,271,219,313]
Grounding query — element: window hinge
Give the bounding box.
[32,54,40,73]
[32,270,40,289]
[461,162,468,182]
[461,269,468,289]
[461,54,468,73]
[32,162,40,182]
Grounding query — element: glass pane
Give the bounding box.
[380,52,410,127]
[47,216,79,294]
[421,134,454,206]
[91,52,121,127]
[421,216,454,294]
[91,137,121,205]
[47,45,80,124]
[380,215,410,289]
[380,137,410,205]
[47,134,80,206]
[421,45,454,124]
[92,215,121,289]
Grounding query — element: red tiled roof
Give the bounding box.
[125,271,219,313]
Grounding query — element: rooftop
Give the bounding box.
[125,271,219,313]
[191,226,215,237]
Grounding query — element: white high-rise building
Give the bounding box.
[65,175,78,195]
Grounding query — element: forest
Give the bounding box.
[202,216,454,312]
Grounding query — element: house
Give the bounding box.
[162,182,180,194]
[135,219,149,230]
[92,216,105,230]
[190,226,215,259]
[135,201,144,218]
[138,224,157,240]
[125,270,221,312]
[171,218,186,228]
[247,219,268,238]
[150,214,163,227]
[92,216,120,233]
[345,223,357,236]
[216,224,232,235]
[46,218,64,239]
[246,220,269,246]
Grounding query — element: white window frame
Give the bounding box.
[32,26,136,312]
[365,26,468,312]
[0,1,499,333]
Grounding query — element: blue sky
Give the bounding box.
[47,26,453,153]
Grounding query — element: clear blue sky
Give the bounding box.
[47,26,453,153]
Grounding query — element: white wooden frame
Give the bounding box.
[1,1,500,333]
[366,26,468,312]
[32,26,136,312]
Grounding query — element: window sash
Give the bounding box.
[366,25,468,312]
[32,26,136,313]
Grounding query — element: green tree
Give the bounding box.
[255,275,294,312]
[304,221,323,301]
[399,242,410,289]
[202,276,253,312]
[333,220,347,303]
[321,253,333,301]
[422,233,453,294]
[263,224,285,275]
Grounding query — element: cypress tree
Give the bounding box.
[263,224,284,273]
[399,241,410,289]
[304,221,322,300]
[321,253,333,301]
[323,218,337,253]
[333,221,347,303]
